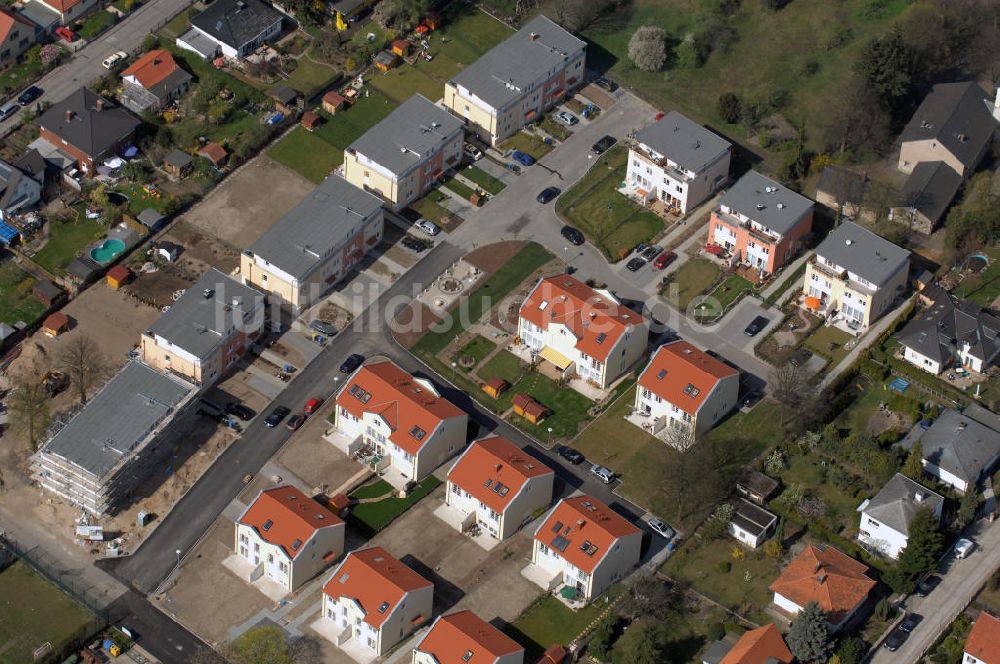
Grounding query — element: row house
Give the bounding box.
[412,610,524,664]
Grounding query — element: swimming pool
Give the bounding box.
[90,238,126,263]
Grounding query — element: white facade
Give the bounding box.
[233,518,344,592]
[902,345,943,375]
[633,374,739,437]
[321,585,433,657]
[626,143,731,215]
[444,471,553,541]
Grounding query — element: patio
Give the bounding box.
[617,184,680,221]
[220,553,289,603]
[507,342,610,402]
[432,503,501,551]
[310,617,377,664]
[521,562,560,592]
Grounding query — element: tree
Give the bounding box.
[955,488,979,529]
[544,0,622,32]
[786,602,833,663]
[7,360,51,451]
[57,335,108,405]
[39,44,62,69]
[586,616,617,661]
[661,433,724,526]
[771,360,818,434]
[888,506,943,593]
[619,576,683,622]
[613,619,670,664]
[372,0,429,31]
[853,28,916,112]
[717,92,741,124]
[901,441,924,480]
[226,626,295,664]
[836,636,865,664]
[628,26,668,72]
[820,78,891,158]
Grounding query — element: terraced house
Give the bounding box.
[443,15,586,145]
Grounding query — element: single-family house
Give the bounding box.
[37,87,140,174]
[443,15,586,146]
[633,340,740,440]
[965,611,1000,664]
[27,0,97,26]
[331,359,469,485]
[899,408,1000,493]
[177,0,283,60]
[343,94,464,210]
[701,624,792,664]
[625,111,732,215]
[517,274,649,391]
[443,435,554,541]
[815,165,866,220]
[526,495,642,601]
[120,49,192,113]
[0,8,37,68]
[412,610,524,664]
[319,546,433,658]
[891,160,963,234]
[769,544,876,631]
[235,485,345,593]
[802,220,910,328]
[708,170,814,275]
[856,473,943,559]
[729,499,777,549]
[895,286,1000,375]
[140,268,264,385]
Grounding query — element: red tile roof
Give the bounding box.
[323,90,347,107]
[519,274,646,362]
[121,50,182,90]
[512,393,546,420]
[534,495,641,574]
[40,0,81,12]
[238,486,342,560]
[448,435,553,513]
[199,142,227,165]
[536,645,566,664]
[43,312,69,331]
[323,547,432,629]
[769,545,876,624]
[719,624,792,664]
[336,360,465,455]
[637,340,738,416]
[416,610,523,664]
[106,265,131,282]
[0,8,34,43]
[966,611,1000,664]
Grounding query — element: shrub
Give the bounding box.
[717,92,741,124]
[628,26,669,72]
[717,560,732,574]
[706,623,725,641]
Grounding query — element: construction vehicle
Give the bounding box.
[41,370,69,398]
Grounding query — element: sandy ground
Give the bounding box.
[179,156,316,250]
[272,409,366,495]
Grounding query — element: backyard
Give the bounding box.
[505,589,622,659]
[411,190,452,225]
[0,259,45,326]
[347,476,442,537]
[664,258,722,312]
[75,9,117,39]
[953,248,1000,308]
[555,146,664,261]
[500,132,554,161]
[460,164,505,195]
[693,274,753,323]
[801,323,854,369]
[30,214,105,275]
[267,126,342,183]
[498,371,594,441]
[0,45,44,97]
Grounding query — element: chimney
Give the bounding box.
[529,32,538,40]
[95,98,106,111]
[65,110,74,122]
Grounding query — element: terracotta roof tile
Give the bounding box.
[238,486,343,560]
[40,0,81,12]
[0,8,34,43]
[769,545,875,624]
[637,341,738,416]
[323,547,431,629]
[121,50,182,90]
[534,495,640,574]
[415,610,523,664]
[719,624,792,664]
[966,611,1000,664]
[448,435,553,513]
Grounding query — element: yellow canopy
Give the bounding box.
[538,346,574,370]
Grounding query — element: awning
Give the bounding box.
[804,296,821,310]
[538,346,573,370]
[524,109,537,120]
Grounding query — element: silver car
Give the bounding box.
[553,110,579,127]
[414,218,440,236]
[590,464,615,483]
[647,518,675,540]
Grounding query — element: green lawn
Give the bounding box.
[370,64,445,104]
[0,260,44,326]
[267,126,343,183]
[75,10,116,39]
[0,45,44,97]
[500,372,593,441]
[347,476,441,536]
[31,215,105,275]
[764,262,807,307]
[349,479,393,500]
[114,182,174,216]
[0,561,98,664]
[501,132,554,160]
[664,258,722,312]
[538,116,572,141]
[801,324,854,368]
[441,174,477,201]
[311,89,396,148]
[452,335,497,370]
[461,164,505,194]
[693,275,752,322]
[505,589,622,659]
[776,453,872,536]
[411,194,451,224]
[283,57,340,99]
[954,248,1000,308]
[478,349,523,385]
[163,7,197,37]
[555,146,664,261]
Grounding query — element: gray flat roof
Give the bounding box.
[147,268,262,360]
[815,221,910,287]
[246,175,382,281]
[863,473,942,535]
[449,14,585,111]
[190,0,283,50]
[634,111,731,174]
[720,170,814,236]
[731,499,776,538]
[177,28,220,59]
[348,94,464,177]
[42,362,195,479]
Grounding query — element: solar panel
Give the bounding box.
[551,535,570,552]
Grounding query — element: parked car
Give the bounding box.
[641,245,663,261]
[647,518,675,540]
[414,218,440,236]
[264,405,290,427]
[55,26,77,41]
[225,402,255,421]
[590,464,615,483]
[955,538,976,559]
[17,86,42,105]
[594,77,618,92]
[309,319,337,336]
[340,353,364,374]
[557,445,584,464]
[626,257,646,272]
[401,236,428,252]
[899,614,921,633]
[0,102,18,122]
[744,315,770,336]
[652,251,677,270]
[916,575,940,597]
[286,414,306,431]
[463,143,483,160]
[553,110,578,127]
[591,135,617,155]
[102,51,128,69]
[742,391,762,409]
[883,629,907,652]
[537,186,561,204]
[303,398,324,414]
[561,226,585,246]
[511,149,535,166]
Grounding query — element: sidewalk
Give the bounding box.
[759,251,813,302]
[820,295,914,389]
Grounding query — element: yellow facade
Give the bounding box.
[140,334,204,383]
[342,153,399,206]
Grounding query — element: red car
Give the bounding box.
[653,251,678,270]
[303,397,324,414]
[55,27,77,42]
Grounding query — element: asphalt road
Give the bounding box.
[0,0,193,135]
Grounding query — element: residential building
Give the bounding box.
[331,360,469,484]
[625,111,732,215]
[235,485,345,592]
[708,171,813,275]
[0,157,42,221]
[442,15,586,145]
[33,361,198,516]
[701,624,792,664]
[0,8,36,68]
[26,0,97,26]
[891,160,963,234]
[319,547,433,658]
[37,87,140,174]
[517,274,649,390]
[526,495,642,601]
[412,610,524,664]
[120,49,193,113]
[729,499,777,549]
[895,286,1000,375]
[899,408,1000,493]
[815,166,866,220]
[769,544,876,631]
[856,473,943,559]
[443,435,555,541]
[633,340,740,440]
[802,221,910,328]
[965,611,1000,664]
[177,0,283,60]
[343,94,464,210]
[140,268,263,385]
[240,175,383,312]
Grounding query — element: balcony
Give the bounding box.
[713,208,779,246]
[628,140,692,183]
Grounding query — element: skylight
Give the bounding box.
[551,520,563,533]
[462,651,474,662]
[378,601,390,613]
[551,535,570,552]
[339,573,349,583]
[538,300,549,311]
[410,426,426,440]
[596,333,607,344]
[262,519,273,531]
[292,539,302,551]
[656,369,667,379]
[484,479,493,488]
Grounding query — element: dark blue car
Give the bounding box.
[511,149,535,166]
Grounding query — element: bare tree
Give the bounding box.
[7,359,51,451]
[57,334,108,405]
[771,360,818,434]
[628,26,668,72]
[864,177,900,225]
[660,432,724,526]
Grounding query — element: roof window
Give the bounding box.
[596,333,607,344]
[462,651,474,662]
[291,539,302,551]
[262,519,273,531]
[538,300,549,311]
[410,425,426,441]
[378,601,390,613]
[656,369,667,379]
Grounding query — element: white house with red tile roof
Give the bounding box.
[331,360,469,486]
[27,0,97,25]
[0,8,36,69]
[120,49,192,113]
[412,610,524,664]
[633,340,740,441]
[517,274,649,392]
[319,546,433,660]
[524,495,642,601]
[234,485,345,593]
[966,611,1000,664]
[442,435,554,542]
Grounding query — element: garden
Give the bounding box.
[460,164,505,195]
[346,476,442,537]
[411,190,453,226]
[267,126,343,183]
[800,323,855,369]
[0,259,45,327]
[662,258,721,312]
[29,211,105,275]
[692,274,753,323]
[500,132,554,161]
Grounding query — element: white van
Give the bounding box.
[954,538,976,559]
[0,102,19,121]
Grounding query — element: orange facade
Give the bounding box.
[707,208,813,274]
